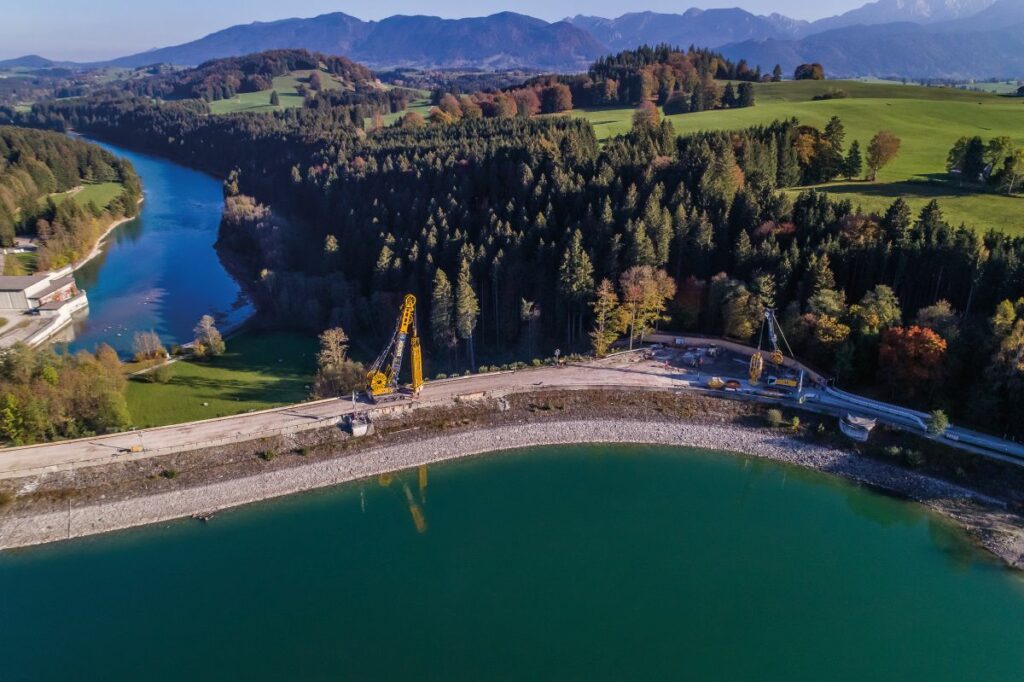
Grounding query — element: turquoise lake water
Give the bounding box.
[1,444,1022,681]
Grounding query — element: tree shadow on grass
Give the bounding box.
[806,178,1013,203]
[135,372,309,405]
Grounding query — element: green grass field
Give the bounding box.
[367,95,434,128]
[125,330,318,428]
[574,80,1024,234]
[42,182,124,210]
[208,70,349,115]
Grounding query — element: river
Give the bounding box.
[67,139,251,355]
[1,445,1022,680]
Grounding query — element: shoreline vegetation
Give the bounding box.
[68,196,143,274]
[1,396,1021,570]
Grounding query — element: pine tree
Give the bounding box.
[430,269,456,363]
[772,64,783,82]
[824,116,845,152]
[737,82,755,107]
[455,259,479,370]
[270,90,280,106]
[558,229,595,345]
[626,219,657,268]
[844,140,863,180]
[722,83,737,108]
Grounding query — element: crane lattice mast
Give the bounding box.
[366,294,424,401]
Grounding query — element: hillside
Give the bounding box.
[105,12,606,71]
[572,80,1024,233]
[0,126,140,267]
[122,49,375,102]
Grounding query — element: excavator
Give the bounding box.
[366,293,424,401]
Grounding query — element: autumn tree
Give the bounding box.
[132,331,166,362]
[192,315,225,358]
[794,63,825,80]
[984,298,1024,430]
[915,300,959,341]
[541,83,573,113]
[632,100,660,130]
[589,279,621,357]
[866,131,901,181]
[438,93,463,119]
[399,111,426,128]
[878,326,947,404]
[618,266,677,349]
[312,327,365,397]
[512,89,541,117]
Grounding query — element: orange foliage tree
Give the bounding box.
[878,325,947,404]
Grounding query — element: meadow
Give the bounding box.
[42,181,125,210]
[125,330,318,428]
[370,90,433,127]
[207,70,347,115]
[574,80,1024,234]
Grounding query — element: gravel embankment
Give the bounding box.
[1,419,1022,567]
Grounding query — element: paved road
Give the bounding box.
[1,350,1021,480]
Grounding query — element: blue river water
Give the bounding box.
[67,139,251,355]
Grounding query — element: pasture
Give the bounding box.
[575,80,1024,233]
[125,330,318,428]
[207,69,348,115]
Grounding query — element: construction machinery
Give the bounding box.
[366,293,424,401]
[749,309,793,384]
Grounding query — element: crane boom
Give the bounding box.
[366,294,424,400]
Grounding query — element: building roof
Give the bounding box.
[0,275,48,292]
[28,276,77,301]
[37,290,86,311]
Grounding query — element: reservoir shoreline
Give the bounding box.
[2,413,1022,569]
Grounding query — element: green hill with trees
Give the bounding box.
[575,79,1024,233]
[0,126,140,269]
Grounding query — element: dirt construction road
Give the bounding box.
[2,347,1022,480]
[0,353,682,480]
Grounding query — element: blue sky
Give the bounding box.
[1,1,866,61]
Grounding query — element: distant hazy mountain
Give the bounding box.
[14,2,1022,80]
[0,55,57,69]
[567,9,804,51]
[105,12,606,71]
[806,0,997,34]
[721,13,1024,79]
[930,0,1024,30]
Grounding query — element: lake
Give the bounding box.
[1,445,1022,680]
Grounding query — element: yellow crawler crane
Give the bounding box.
[366,293,424,401]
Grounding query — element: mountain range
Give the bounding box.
[4,0,1023,79]
[102,12,606,72]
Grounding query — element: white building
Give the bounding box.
[0,266,89,347]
